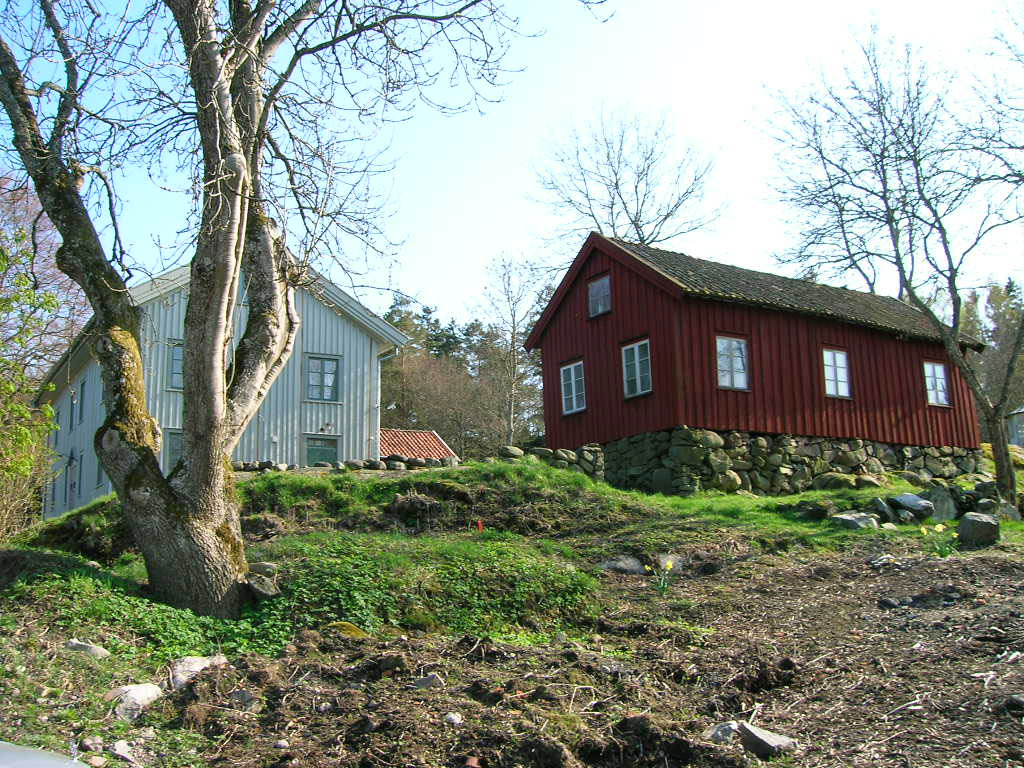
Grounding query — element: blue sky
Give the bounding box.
[115,0,1023,320]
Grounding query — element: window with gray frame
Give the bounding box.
[307,436,339,465]
[306,355,340,401]
[168,341,184,390]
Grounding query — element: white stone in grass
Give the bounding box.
[65,639,111,658]
[169,654,228,690]
[103,683,163,720]
[443,712,464,726]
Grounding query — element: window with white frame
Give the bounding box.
[306,355,340,401]
[823,349,850,397]
[716,336,748,390]
[622,339,652,397]
[588,275,611,317]
[924,361,950,405]
[168,341,184,390]
[560,361,586,414]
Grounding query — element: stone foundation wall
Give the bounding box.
[602,427,984,496]
[501,445,606,481]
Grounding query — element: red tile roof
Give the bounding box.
[379,428,458,460]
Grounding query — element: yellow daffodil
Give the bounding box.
[934,524,946,532]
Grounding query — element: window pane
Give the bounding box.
[309,384,322,400]
[588,276,611,316]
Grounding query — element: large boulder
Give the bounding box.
[499,446,524,458]
[888,493,934,520]
[830,512,879,530]
[958,512,1000,547]
[921,486,958,522]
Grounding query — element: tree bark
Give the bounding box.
[985,413,1018,504]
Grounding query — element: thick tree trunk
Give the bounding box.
[985,414,1019,506]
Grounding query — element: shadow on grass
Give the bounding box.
[0,548,139,593]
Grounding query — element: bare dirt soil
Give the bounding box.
[171,544,1024,768]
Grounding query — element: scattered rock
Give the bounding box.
[737,720,797,759]
[1005,694,1024,712]
[246,573,280,601]
[921,486,958,522]
[80,735,104,752]
[443,711,464,725]
[169,654,228,690]
[103,683,163,721]
[997,501,1022,521]
[702,720,739,744]
[878,597,902,609]
[597,555,646,575]
[136,728,156,739]
[654,553,680,570]
[376,653,409,675]
[958,512,1000,548]
[830,512,879,529]
[110,740,134,762]
[274,739,290,749]
[881,522,899,531]
[65,639,111,659]
[247,561,278,577]
[84,757,107,768]
[413,672,445,689]
[794,499,839,520]
[888,493,934,520]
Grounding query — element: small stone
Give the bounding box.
[414,672,444,689]
[377,653,408,674]
[248,561,278,577]
[1005,694,1024,712]
[881,522,899,531]
[597,555,646,575]
[274,739,290,749]
[65,639,111,659]
[85,757,108,768]
[169,654,228,690]
[830,512,879,529]
[81,735,104,752]
[110,740,134,762]
[703,720,739,744]
[104,683,163,721]
[246,573,281,601]
[443,711,464,725]
[737,721,797,758]
[888,493,935,519]
[878,597,901,609]
[228,689,262,713]
[136,728,156,739]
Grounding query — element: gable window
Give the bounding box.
[588,275,611,317]
[168,341,184,390]
[823,349,850,398]
[560,361,586,414]
[622,340,652,397]
[306,355,340,401]
[924,361,950,406]
[307,436,339,465]
[165,430,184,471]
[716,336,748,390]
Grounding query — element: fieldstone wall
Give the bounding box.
[498,444,606,481]
[602,426,984,497]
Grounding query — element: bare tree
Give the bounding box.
[0,177,88,378]
[0,0,601,617]
[778,42,1024,503]
[538,113,715,246]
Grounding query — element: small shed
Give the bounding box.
[379,428,458,460]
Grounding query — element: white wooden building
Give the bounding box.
[37,267,408,517]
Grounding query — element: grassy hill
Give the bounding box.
[2,462,1023,767]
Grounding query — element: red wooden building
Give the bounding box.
[524,234,981,451]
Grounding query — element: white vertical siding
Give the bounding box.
[45,281,388,517]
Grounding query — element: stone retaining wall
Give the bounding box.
[499,444,606,481]
[601,427,984,496]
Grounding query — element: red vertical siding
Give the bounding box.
[535,244,980,449]
[539,248,683,449]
